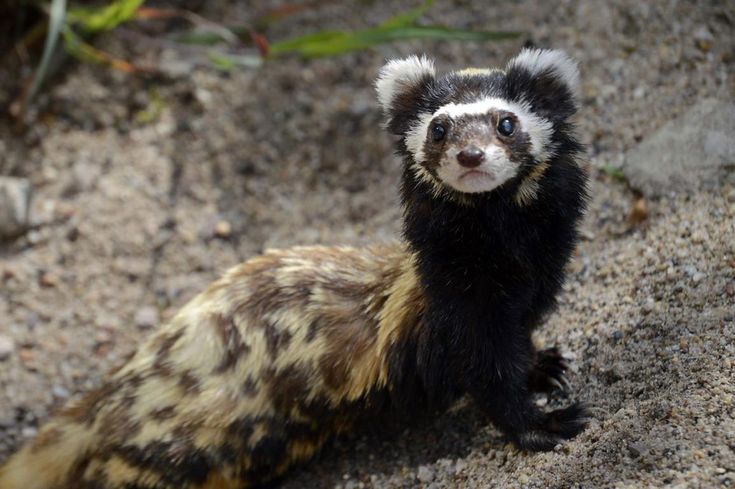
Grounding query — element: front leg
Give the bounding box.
[466,335,588,451]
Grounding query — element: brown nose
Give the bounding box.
[456,146,485,168]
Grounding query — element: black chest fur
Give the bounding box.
[389,156,587,415]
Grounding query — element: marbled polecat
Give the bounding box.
[0,48,589,489]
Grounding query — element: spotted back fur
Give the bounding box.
[0,244,425,488]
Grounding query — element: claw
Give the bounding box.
[549,377,564,392]
[529,346,574,394]
[513,403,590,452]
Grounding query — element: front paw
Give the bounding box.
[528,346,570,394]
[513,402,590,451]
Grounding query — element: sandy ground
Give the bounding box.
[1,0,734,487]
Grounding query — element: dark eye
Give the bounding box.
[432,123,446,142]
[497,117,515,137]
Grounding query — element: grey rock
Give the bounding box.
[0,177,32,239]
[623,99,735,196]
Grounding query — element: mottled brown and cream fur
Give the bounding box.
[0,243,425,489]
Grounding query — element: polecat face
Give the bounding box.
[406,96,553,194]
[376,49,580,199]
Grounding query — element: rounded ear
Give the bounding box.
[375,55,436,136]
[375,55,436,114]
[505,49,580,123]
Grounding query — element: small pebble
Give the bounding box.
[21,426,38,439]
[417,465,435,483]
[214,220,232,239]
[628,441,649,458]
[693,26,714,51]
[683,265,698,277]
[52,384,70,399]
[135,307,160,330]
[19,348,34,364]
[0,177,32,239]
[0,335,15,361]
[39,271,59,288]
[629,197,649,224]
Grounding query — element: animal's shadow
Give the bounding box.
[278,398,495,488]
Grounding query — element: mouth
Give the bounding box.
[459,169,494,180]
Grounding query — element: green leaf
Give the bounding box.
[270,24,521,58]
[380,0,435,29]
[62,26,138,72]
[268,30,347,52]
[28,0,66,103]
[208,52,236,71]
[208,52,263,71]
[68,0,145,33]
[601,164,628,182]
[172,24,252,46]
[134,88,164,124]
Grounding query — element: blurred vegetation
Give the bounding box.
[1,0,520,120]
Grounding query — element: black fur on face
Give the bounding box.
[376,50,581,202]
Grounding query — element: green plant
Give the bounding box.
[23,0,521,106]
[27,0,66,102]
[27,0,144,105]
[269,0,520,57]
[601,164,628,182]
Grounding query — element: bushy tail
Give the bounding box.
[0,420,97,489]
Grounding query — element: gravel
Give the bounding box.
[0,0,734,488]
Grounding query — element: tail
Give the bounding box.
[0,421,97,489]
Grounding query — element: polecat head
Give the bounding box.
[376,49,580,200]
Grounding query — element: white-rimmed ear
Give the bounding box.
[375,55,436,113]
[507,48,580,97]
[505,48,580,122]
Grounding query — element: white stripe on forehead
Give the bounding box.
[405,97,554,164]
